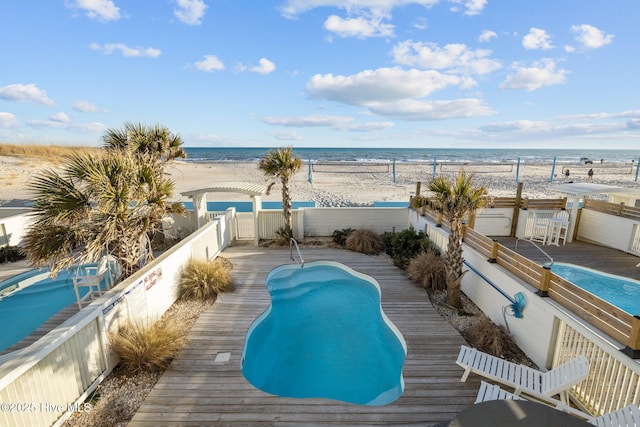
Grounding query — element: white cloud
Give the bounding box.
[391,40,501,74]
[367,98,494,120]
[0,112,19,128]
[90,43,161,58]
[522,28,553,50]
[263,114,394,131]
[478,29,496,42]
[65,0,120,21]
[571,24,614,49]
[280,0,440,19]
[449,0,487,16]
[73,100,101,112]
[50,112,70,123]
[174,0,208,25]
[237,58,276,74]
[193,55,225,72]
[268,130,304,141]
[0,83,54,106]
[324,14,394,38]
[500,59,568,91]
[28,119,105,133]
[307,67,472,105]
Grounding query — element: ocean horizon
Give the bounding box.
[183,147,640,165]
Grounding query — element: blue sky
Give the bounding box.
[0,0,637,149]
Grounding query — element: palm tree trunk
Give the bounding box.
[445,222,465,309]
[281,177,293,239]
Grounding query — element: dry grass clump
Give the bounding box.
[345,229,385,255]
[177,257,234,301]
[0,143,100,160]
[406,251,446,291]
[109,319,187,374]
[466,317,524,360]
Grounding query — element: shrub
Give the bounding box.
[467,317,522,359]
[406,250,446,291]
[178,257,234,301]
[332,228,354,247]
[0,246,26,264]
[345,229,385,255]
[109,319,186,374]
[381,227,439,269]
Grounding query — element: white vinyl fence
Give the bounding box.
[0,218,228,427]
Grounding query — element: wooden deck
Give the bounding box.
[129,246,480,426]
[492,237,640,281]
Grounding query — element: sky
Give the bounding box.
[0,0,638,149]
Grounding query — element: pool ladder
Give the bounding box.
[290,238,304,267]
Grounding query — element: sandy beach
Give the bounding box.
[1,155,638,208]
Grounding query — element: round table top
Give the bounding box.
[449,399,592,427]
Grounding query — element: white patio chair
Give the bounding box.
[456,345,589,403]
[529,211,551,244]
[476,381,640,426]
[554,210,570,245]
[73,256,116,308]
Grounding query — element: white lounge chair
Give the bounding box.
[456,345,589,402]
[476,381,640,426]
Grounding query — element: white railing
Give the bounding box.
[0,218,229,427]
[555,322,640,416]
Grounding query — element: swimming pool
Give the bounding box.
[241,261,407,406]
[551,263,640,315]
[0,263,105,353]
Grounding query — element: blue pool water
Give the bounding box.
[551,263,640,315]
[0,264,104,352]
[241,261,407,406]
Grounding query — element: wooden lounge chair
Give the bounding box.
[456,345,589,402]
[476,381,640,426]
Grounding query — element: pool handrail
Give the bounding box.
[514,237,554,267]
[290,238,304,267]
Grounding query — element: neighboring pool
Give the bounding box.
[0,263,103,353]
[551,263,640,315]
[241,261,407,406]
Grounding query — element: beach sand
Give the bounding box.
[1,155,638,207]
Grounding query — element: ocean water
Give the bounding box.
[183,147,640,165]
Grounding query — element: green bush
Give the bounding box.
[381,227,439,269]
[0,246,26,264]
[345,229,385,255]
[177,258,234,301]
[332,228,354,247]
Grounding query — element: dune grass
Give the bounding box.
[0,143,100,160]
[345,229,385,255]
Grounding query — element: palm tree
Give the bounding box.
[23,123,185,277]
[258,147,302,240]
[428,171,488,309]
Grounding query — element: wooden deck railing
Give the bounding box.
[459,222,640,356]
[583,199,640,221]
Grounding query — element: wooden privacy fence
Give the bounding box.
[583,199,640,221]
[462,227,640,357]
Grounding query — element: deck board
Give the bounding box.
[129,246,479,426]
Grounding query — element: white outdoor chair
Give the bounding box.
[456,345,589,403]
[476,381,640,426]
[554,210,570,245]
[529,211,551,244]
[73,256,116,308]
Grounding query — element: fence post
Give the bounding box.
[623,316,640,359]
[308,159,313,184]
[536,265,551,297]
[516,157,521,183]
[392,158,396,183]
[510,182,524,237]
[635,157,640,182]
[488,239,499,263]
[432,156,437,178]
[549,156,557,182]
